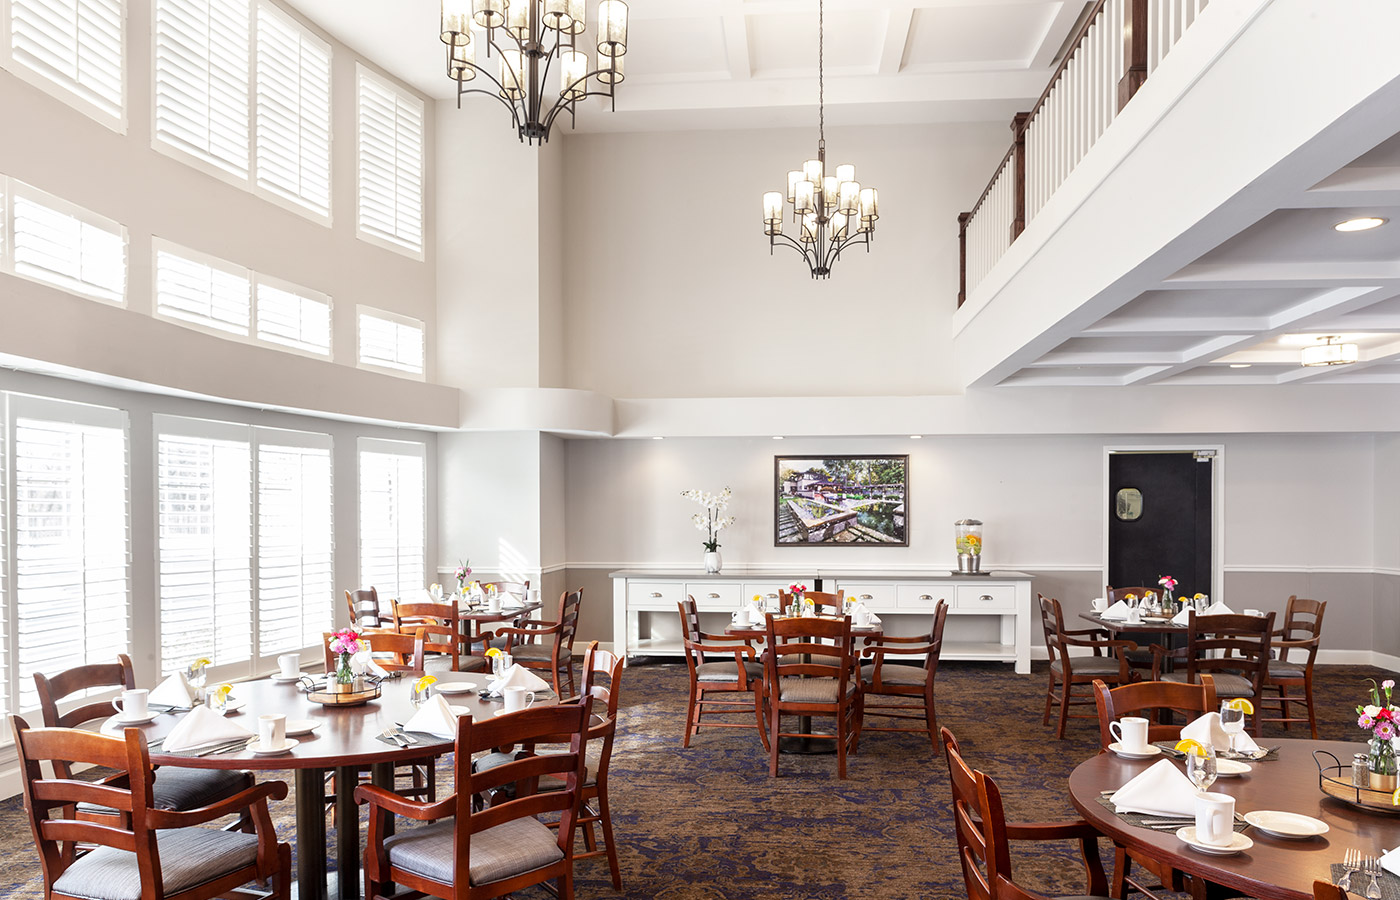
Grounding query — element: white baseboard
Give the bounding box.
[1031,645,1400,669]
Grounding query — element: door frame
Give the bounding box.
[1102,443,1225,602]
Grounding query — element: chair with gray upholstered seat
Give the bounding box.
[1151,610,1275,737]
[357,699,591,900]
[1261,596,1326,737]
[12,715,290,900]
[677,598,768,749]
[495,589,582,697]
[761,612,858,778]
[1039,595,1137,739]
[853,599,948,752]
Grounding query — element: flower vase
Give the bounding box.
[703,550,722,574]
[334,653,355,691]
[1369,736,1398,790]
[1162,589,1175,615]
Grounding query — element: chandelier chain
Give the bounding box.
[818,0,824,149]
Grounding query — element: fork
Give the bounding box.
[1339,848,1359,891]
[1365,854,1383,900]
[380,726,408,747]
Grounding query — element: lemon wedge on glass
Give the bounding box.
[194,657,212,667]
[414,675,438,693]
[1174,738,1208,757]
[216,683,233,697]
[1223,698,1254,715]
[485,647,504,659]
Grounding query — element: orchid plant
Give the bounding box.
[681,487,735,552]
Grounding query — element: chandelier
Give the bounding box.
[1300,335,1359,367]
[761,0,878,279]
[440,0,628,145]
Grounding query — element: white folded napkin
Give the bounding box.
[403,694,460,739]
[852,602,883,626]
[1100,600,1131,620]
[1110,758,1198,817]
[148,672,199,709]
[1381,846,1400,879]
[349,649,390,678]
[162,705,254,752]
[487,663,550,694]
[1180,711,1261,753]
[801,603,816,618]
[1171,606,1192,625]
[1203,601,1234,615]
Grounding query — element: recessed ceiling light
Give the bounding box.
[1334,216,1387,232]
[652,436,664,440]
[909,435,922,439]
[772,435,784,440]
[1229,363,1251,368]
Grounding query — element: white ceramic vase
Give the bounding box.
[703,550,722,574]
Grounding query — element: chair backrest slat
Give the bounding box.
[346,587,382,628]
[34,654,136,730]
[1185,612,1274,692]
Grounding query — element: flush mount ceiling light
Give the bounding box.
[760,0,878,279]
[1229,363,1252,368]
[440,0,627,146]
[1334,216,1387,232]
[1300,335,1359,367]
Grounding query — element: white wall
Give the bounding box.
[560,122,1007,399]
[437,431,542,578]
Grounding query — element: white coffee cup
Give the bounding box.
[1243,608,1262,617]
[732,606,752,627]
[529,588,540,605]
[1125,606,1143,624]
[503,686,536,713]
[488,593,502,613]
[855,607,873,627]
[277,653,300,678]
[1091,597,1106,612]
[258,714,287,750]
[112,689,149,721]
[1109,716,1150,753]
[1194,792,1235,846]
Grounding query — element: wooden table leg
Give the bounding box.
[335,766,360,900]
[294,768,329,900]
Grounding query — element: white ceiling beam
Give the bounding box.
[1281,165,1400,208]
[720,11,752,81]
[1163,261,1400,289]
[1029,1,1095,70]
[877,8,914,76]
[1082,316,1270,336]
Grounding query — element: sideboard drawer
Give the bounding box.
[743,582,787,607]
[896,584,951,609]
[955,584,1016,611]
[686,582,741,610]
[839,582,896,610]
[627,582,684,610]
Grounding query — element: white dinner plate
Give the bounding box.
[247,738,299,756]
[434,682,475,694]
[449,705,473,716]
[1109,742,1162,760]
[112,712,160,726]
[219,698,246,715]
[1214,758,1251,777]
[1176,826,1253,855]
[269,673,303,683]
[1242,810,1329,839]
[284,719,320,737]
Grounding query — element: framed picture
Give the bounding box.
[774,455,909,546]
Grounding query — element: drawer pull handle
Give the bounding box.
[859,594,873,601]
[649,592,663,598]
[707,593,721,599]
[766,593,778,599]
[919,595,933,601]
[979,594,994,602]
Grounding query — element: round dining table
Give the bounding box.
[101,670,534,900]
[1069,739,1400,900]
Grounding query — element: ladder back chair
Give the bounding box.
[1039,594,1136,739]
[1261,596,1326,737]
[777,588,845,615]
[762,613,858,778]
[392,596,487,673]
[470,580,533,654]
[12,716,291,900]
[1152,611,1276,737]
[345,587,383,628]
[853,599,947,752]
[941,727,1110,900]
[495,589,583,697]
[677,598,768,748]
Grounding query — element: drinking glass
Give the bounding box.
[492,652,513,679]
[410,681,430,707]
[186,660,208,703]
[1219,703,1247,757]
[1185,745,1218,792]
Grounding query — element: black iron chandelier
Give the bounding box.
[440,0,628,145]
[761,0,878,278]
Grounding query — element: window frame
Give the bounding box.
[354,63,425,260]
[356,436,425,603]
[355,305,425,381]
[0,0,128,132]
[0,174,129,306]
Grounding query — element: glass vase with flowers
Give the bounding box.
[1357,678,1399,790]
[328,629,365,690]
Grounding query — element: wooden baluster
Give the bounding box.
[957,211,969,307]
[1010,112,1028,242]
[1119,0,1148,109]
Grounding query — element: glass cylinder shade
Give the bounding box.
[442,0,472,44]
[473,0,505,28]
[800,213,818,243]
[597,0,628,57]
[596,53,624,85]
[786,170,802,203]
[505,0,530,40]
[830,212,848,241]
[802,158,823,190]
[563,0,586,34]
[794,180,815,216]
[559,47,587,99]
[763,191,784,235]
[859,187,879,222]
[499,49,525,99]
[822,175,839,211]
[838,179,859,216]
[543,0,572,30]
[836,164,855,184]
[449,40,477,81]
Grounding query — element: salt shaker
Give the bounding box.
[1353,752,1371,788]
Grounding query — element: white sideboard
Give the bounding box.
[609,569,1034,674]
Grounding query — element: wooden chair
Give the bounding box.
[357,700,591,900]
[391,596,487,673]
[33,655,255,827]
[1038,594,1136,739]
[778,588,845,615]
[761,613,858,778]
[1107,586,1153,605]
[1260,596,1326,737]
[346,587,383,628]
[1314,881,1347,900]
[1105,585,1159,673]
[469,580,532,654]
[495,589,583,697]
[12,716,291,900]
[677,598,768,748]
[941,727,1110,900]
[853,600,947,752]
[1092,675,1219,750]
[1152,611,1276,737]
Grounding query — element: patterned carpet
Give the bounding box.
[1,660,1392,900]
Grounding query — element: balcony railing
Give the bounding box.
[958,0,1210,306]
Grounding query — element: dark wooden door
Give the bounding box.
[1108,451,1212,596]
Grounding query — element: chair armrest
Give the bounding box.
[495,620,561,637]
[685,639,756,658]
[861,643,934,659]
[147,780,288,829]
[1003,820,1103,843]
[1147,644,1179,659]
[862,633,934,645]
[1273,637,1318,651]
[1061,627,1112,639]
[354,783,454,821]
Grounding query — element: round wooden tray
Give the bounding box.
[1315,750,1400,815]
[308,682,381,707]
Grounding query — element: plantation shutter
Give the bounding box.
[10,0,124,121]
[358,439,424,601]
[11,398,129,713]
[255,279,330,355]
[155,243,251,335]
[254,1,330,215]
[356,65,423,254]
[357,309,423,376]
[153,0,251,177]
[10,182,127,304]
[256,432,332,654]
[156,420,252,674]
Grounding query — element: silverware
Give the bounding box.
[1339,848,1358,891]
[380,727,408,747]
[1366,854,1383,900]
[191,738,253,757]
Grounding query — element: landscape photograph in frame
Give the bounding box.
[774,455,909,546]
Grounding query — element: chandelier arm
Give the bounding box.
[455,82,527,123]
[540,70,619,132]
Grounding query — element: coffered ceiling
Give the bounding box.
[283,0,1094,130]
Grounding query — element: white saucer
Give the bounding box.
[449,705,473,716]
[1109,742,1162,760]
[1176,826,1252,855]
[247,738,299,756]
[1214,758,1252,777]
[1242,810,1328,839]
[270,673,303,683]
[113,712,159,726]
[284,720,320,737]
[214,699,246,715]
[434,682,475,694]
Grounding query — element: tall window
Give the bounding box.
[256,433,331,654]
[4,0,125,128]
[8,396,129,713]
[254,1,331,215]
[0,174,127,305]
[357,307,423,377]
[356,65,424,256]
[153,0,251,179]
[358,438,424,601]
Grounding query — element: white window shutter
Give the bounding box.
[358,441,425,601]
[255,279,330,356]
[357,308,423,376]
[9,182,127,304]
[356,66,423,254]
[256,439,332,654]
[155,243,251,336]
[154,0,251,178]
[9,0,125,122]
[255,1,330,215]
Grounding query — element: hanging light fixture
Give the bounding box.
[761,0,878,279]
[440,0,628,146]
[1300,335,1360,367]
